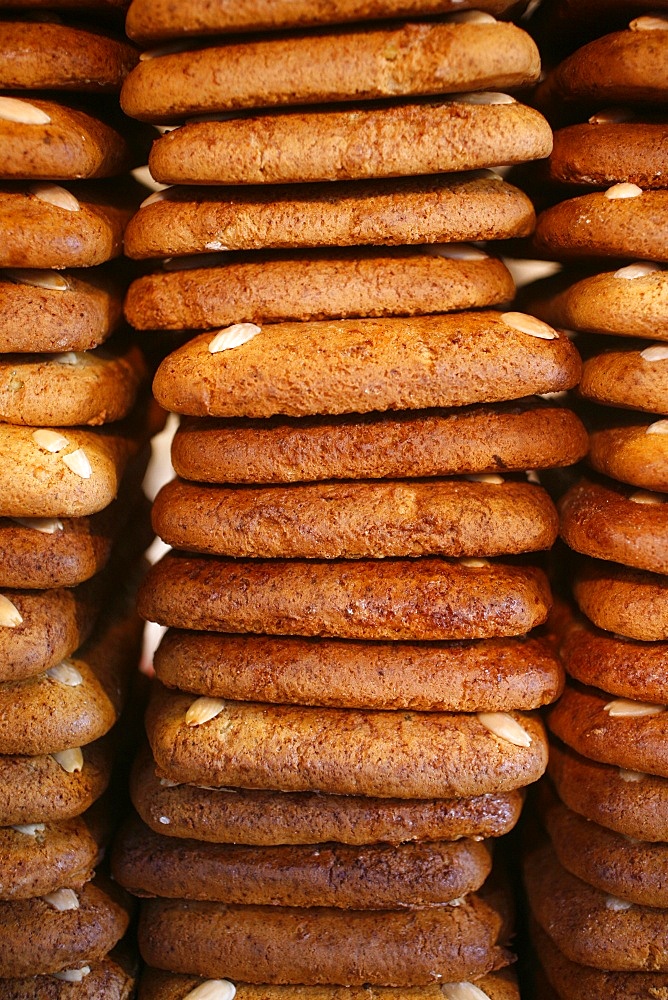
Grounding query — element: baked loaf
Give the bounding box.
[588,420,668,493]
[549,121,668,189]
[0,956,136,1000]
[579,342,668,414]
[573,557,668,641]
[0,815,100,900]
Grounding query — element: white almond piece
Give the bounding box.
[630,490,665,505]
[12,516,63,533]
[209,323,261,354]
[606,895,633,911]
[185,696,226,727]
[51,351,80,365]
[459,558,490,567]
[426,243,488,261]
[0,96,51,125]
[184,980,237,1000]
[159,815,171,825]
[51,747,84,773]
[140,189,170,208]
[0,594,22,628]
[526,470,540,484]
[6,268,69,291]
[46,661,83,687]
[29,183,80,212]
[473,168,503,180]
[589,108,631,124]
[43,888,79,911]
[619,768,645,782]
[646,420,668,435]
[449,91,515,105]
[614,262,661,279]
[604,698,665,718]
[53,967,91,983]
[630,14,668,29]
[12,823,45,836]
[441,984,491,1000]
[446,10,497,21]
[465,474,504,484]
[641,345,668,362]
[160,777,181,787]
[501,312,558,340]
[139,40,194,60]
[32,428,69,453]
[477,712,532,747]
[604,182,643,200]
[204,240,229,251]
[62,448,92,479]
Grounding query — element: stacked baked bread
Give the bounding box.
[519,11,668,996]
[0,7,154,995]
[112,3,594,997]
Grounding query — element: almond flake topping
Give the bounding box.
[604,182,643,199]
[140,189,170,208]
[12,516,63,533]
[604,698,665,718]
[0,595,22,628]
[51,351,80,365]
[606,895,633,911]
[12,823,45,836]
[6,268,69,290]
[427,243,488,261]
[184,980,237,1000]
[630,14,668,29]
[501,312,558,340]
[32,428,69,453]
[641,345,668,362]
[185,696,226,727]
[446,10,497,21]
[53,967,90,983]
[441,984,491,1000]
[619,768,645,782]
[29,183,80,212]
[477,712,532,747]
[0,96,51,125]
[630,490,665,505]
[51,747,83,773]
[589,108,631,124]
[614,262,661,279]
[43,888,79,911]
[466,474,504,484]
[160,777,181,787]
[460,558,490,567]
[47,661,83,687]
[646,420,668,435]
[159,816,171,824]
[209,323,261,354]
[450,91,515,105]
[62,448,91,479]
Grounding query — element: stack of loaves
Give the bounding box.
[116,1,588,996]
[0,6,154,996]
[519,11,668,997]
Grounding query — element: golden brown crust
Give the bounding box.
[145,683,548,798]
[124,249,515,330]
[549,122,668,189]
[549,29,668,104]
[152,313,579,419]
[0,816,99,900]
[579,345,668,415]
[589,421,668,493]
[121,22,539,122]
[124,174,536,258]
[171,403,589,484]
[573,557,668,641]
[138,551,552,641]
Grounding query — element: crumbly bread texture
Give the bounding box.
[148,101,552,186]
[145,683,548,798]
[130,744,525,845]
[138,551,552,641]
[573,556,668,641]
[120,22,540,122]
[124,247,515,330]
[152,313,579,419]
[548,680,668,776]
[123,174,535,258]
[0,815,99,900]
[579,344,668,415]
[171,402,588,484]
[589,421,668,493]
[549,121,668,189]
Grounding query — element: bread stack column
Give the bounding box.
[516,10,668,996]
[115,3,587,996]
[0,8,157,995]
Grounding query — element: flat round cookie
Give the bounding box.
[145,683,548,798]
[589,419,668,492]
[0,877,131,978]
[153,627,563,712]
[0,97,134,180]
[557,600,668,703]
[113,813,492,908]
[138,894,512,986]
[171,402,589,484]
[152,313,579,419]
[148,100,552,186]
[548,681,668,776]
[535,263,668,341]
[548,741,668,842]
[125,246,515,330]
[578,342,668,414]
[0,343,146,426]
[545,798,668,907]
[121,21,539,123]
[138,552,552,641]
[153,477,559,560]
[126,0,528,44]
[130,744,525,845]
[0,815,99,900]
[0,267,123,353]
[124,174,535,259]
[525,842,668,972]
[1,956,136,1000]
[573,557,668,641]
[0,20,138,92]
[559,476,668,575]
[549,120,668,189]
[534,187,668,261]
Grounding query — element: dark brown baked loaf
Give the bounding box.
[573,557,668,641]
